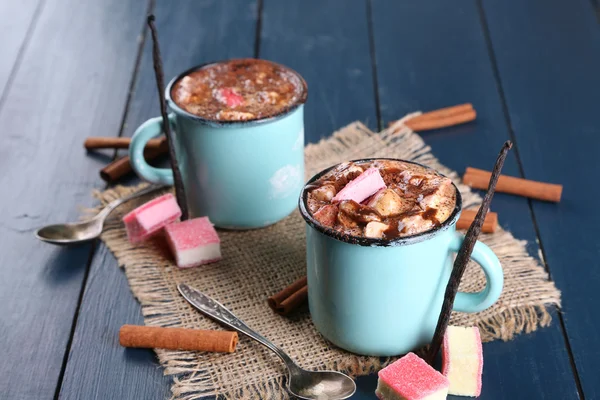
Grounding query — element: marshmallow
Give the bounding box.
[213,87,243,107]
[313,204,338,227]
[311,184,336,202]
[339,200,382,223]
[342,164,365,180]
[442,326,483,397]
[216,110,255,120]
[419,177,455,222]
[399,214,434,236]
[399,177,455,235]
[123,193,181,244]
[332,167,386,204]
[164,217,221,268]
[364,221,389,238]
[367,188,414,217]
[376,352,449,400]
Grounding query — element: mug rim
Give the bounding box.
[165,58,308,128]
[298,158,463,247]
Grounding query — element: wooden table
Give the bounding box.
[2,0,599,398]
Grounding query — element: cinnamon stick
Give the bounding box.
[463,167,562,202]
[85,136,166,150]
[405,108,476,131]
[100,146,167,182]
[268,276,308,315]
[411,103,473,121]
[457,210,498,233]
[427,141,512,365]
[119,325,238,353]
[389,104,477,131]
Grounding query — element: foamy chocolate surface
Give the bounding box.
[306,160,457,239]
[171,59,305,121]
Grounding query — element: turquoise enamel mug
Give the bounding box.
[299,159,503,356]
[130,61,307,229]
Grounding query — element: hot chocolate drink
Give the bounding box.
[306,159,457,239]
[171,58,306,122]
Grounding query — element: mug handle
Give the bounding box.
[129,114,176,185]
[450,232,504,313]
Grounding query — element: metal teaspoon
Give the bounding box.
[178,284,356,400]
[35,184,167,245]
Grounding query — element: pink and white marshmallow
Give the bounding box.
[164,217,221,268]
[442,326,483,397]
[332,167,386,204]
[376,352,449,400]
[122,193,181,244]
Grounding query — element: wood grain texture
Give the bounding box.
[353,311,580,400]
[0,0,149,397]
[482,0,600,397]
[0,0,43,100]
[58,247,172,400]
[59,1,258,398]
[8,0,593,398]
[260,0,377,143]
[370,0,579,398]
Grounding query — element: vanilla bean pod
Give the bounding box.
[147,15,189,220]
[426,141,512,364]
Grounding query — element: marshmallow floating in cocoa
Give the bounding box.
[313,204,339,227]
[311,184,336,202]
[332,167,386,204]
[367,188,413,217]
[364,221,389,238]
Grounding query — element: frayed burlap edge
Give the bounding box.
[93,115,561,399]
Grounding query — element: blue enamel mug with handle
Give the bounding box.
[130,60,307,229]
[299,159,503,356]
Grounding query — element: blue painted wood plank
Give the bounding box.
[59,1,258,398]
[260,0,378,143]
[370,0,579,398]
[0,0,150,397]
[0,0,43,100]
[355,310,578,400]
[481,0,600,397]
[121,0,258,141]
[260,3,377,393]
[58,246,172,400]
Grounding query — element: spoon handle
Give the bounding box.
[178,284,296,367]
[95,184,168,220]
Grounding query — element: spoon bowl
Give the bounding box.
[178,284,356,400]
[35,184,167,245]
[289,367,356,400]
[35,220,104,245]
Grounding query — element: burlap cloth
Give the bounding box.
[95,115,561,399]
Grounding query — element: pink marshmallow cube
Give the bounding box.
[164,217,221,268]
[332,167,386,204]
[214,87,244,107]
[123,193,182,244]
[376,352,449,400]
[442,326,483,397]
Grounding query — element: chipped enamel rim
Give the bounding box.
[298,158,463,247]
[165,58,308,128]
